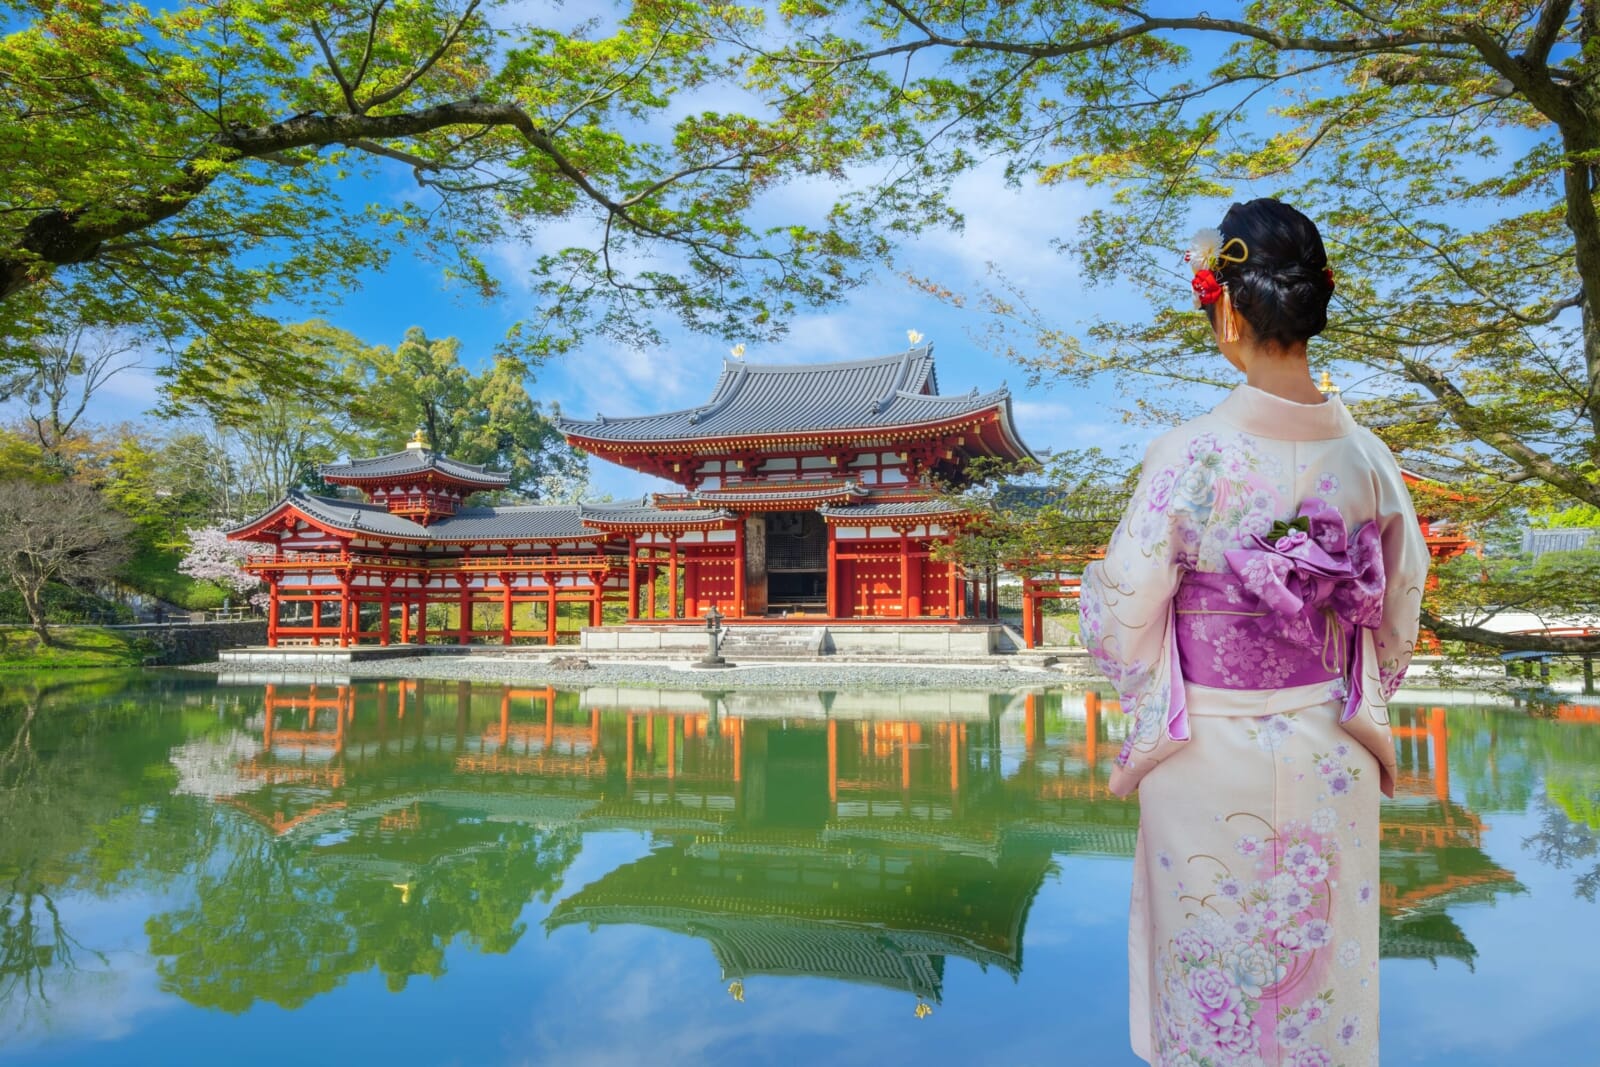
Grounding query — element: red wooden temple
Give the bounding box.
[230,345,1033,646]
[556,346,1032,621]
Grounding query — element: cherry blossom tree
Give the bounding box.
[178,526,267,612]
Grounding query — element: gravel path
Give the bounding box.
[186,654,1093,692]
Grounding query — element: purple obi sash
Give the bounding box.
[1172,497,1385,725]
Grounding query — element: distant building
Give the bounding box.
[1521,527,1600,560]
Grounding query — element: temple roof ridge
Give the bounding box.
[318,447,512,487]
[553,344,1035,457]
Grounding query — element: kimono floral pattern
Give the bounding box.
[1091,388,1423,1067]
[1081,429,1291,763]
[1149,715,1372,1067]
[1079,396,1432,793]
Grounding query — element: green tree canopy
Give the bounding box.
[751,1,1600,653]
[351,326,588,501]
[1,0,909,410]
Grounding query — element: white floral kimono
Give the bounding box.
[1078,383,1431,1067]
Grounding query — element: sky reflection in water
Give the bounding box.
[0,673,1596,1066]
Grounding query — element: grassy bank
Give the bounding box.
[0,627,154,670]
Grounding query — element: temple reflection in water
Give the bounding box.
[177,679,1525,1005]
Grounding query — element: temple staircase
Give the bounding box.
[716,626,829,660]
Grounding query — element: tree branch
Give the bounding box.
[1422,607,1600,654]
[1395,351,1600,507]
[309,18,360,113]
[361,0,481,110]
[1526,0,1575,67]
[799,10,1467,70]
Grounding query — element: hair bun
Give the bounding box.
[1212,199,1332,348]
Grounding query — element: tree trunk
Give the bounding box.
[16,579,51,647]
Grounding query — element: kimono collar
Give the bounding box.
[1213,382,1357,441]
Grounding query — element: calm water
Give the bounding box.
[1,673,1597,1065]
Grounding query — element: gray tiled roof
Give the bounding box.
[817,500,968,521]
[319,448,511,487]
[232,491,606,543]
[282,491,432,538]
[689,483,869,505]
[429,506,597,542]
[556,346,1013,443]
[578,503,737,527]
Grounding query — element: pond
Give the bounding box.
[0,673,1596,1065]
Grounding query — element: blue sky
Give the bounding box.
[81,150,1203,501]
[28,3,1395,504]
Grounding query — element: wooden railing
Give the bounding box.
[246,551,622,573]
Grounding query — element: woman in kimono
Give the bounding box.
[1078,199,1431,1067]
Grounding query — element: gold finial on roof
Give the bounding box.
[1318,370,1340,396]
[915,1001,933,1019]
[406,427,429,451]
[728,981,744,1002]
[393,882,413,904]
[730,343,745,359]
[907,329,924,346]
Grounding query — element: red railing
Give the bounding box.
[246,551,622,572]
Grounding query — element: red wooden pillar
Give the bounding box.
[825,528,838,619]
[684,540,698,619]
[400,591,412,644]
[907,535,923,618]
[338,577,353,648]
[668,535,679,619]
[545,577,559,646]
[646,548,658,619]
[501,574,514,646]
[416,587,429,644]
[380,585,393,652]
[589,573,603,627]
[1021,577,1036,648]
[946,536,960,620]
[458,583,471,645]
[898,533,910,618]
[732,522,746,617]
[266,577,281,647]
[627,540,639,620]
[989,568,999,620]
[311,596,323,647]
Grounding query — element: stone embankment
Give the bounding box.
[188,648,1100,692]
[115,620,268,665]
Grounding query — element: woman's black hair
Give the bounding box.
[1205,198,1334,350]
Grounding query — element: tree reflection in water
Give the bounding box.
[0,675,1595,1021]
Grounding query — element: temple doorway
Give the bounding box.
[764,511,828,614]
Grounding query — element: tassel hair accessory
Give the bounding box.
[1184,227,1249,342]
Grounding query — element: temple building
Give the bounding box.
[556,345,1032,620]
[230,344,1033,646]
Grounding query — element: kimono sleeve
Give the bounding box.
[1372,459,1433,700]
[1078,432,1198,771]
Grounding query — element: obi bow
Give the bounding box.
[1222,497,1386,722]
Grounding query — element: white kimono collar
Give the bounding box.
[1213,382,1357,441]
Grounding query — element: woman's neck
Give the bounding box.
[1242,346,1325,404]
